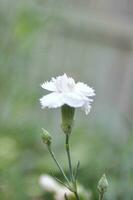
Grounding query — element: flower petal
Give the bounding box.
[76,82,95,97]
[55,74,75,92]
[41,80,57,92]
[82,101,91,115]
[40,92,64,108]
[63,92,86,107]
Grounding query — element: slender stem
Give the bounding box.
[74,191,80,200]
[74,161,80,181]
[54,177,71,190]
[99,192,104,200]
[47,145,69,184]
[73,179,80,200]
[65,134,80,200]
[64,193,70,200]
[65,134,73,181]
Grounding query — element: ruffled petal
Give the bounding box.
[41,81,57,92]
[75,82,95,97]
[82,101,91,115]
[40,92,64,108]
[55,74,75,92]
[63,92,86,108]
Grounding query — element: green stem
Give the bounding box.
[65,134,73,182]
[65,134,80,200]
[74,191,80,200]
[47,145,69,184]
[99,192,104,200]
[64,193,70,200]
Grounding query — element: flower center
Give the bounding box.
[67,79,75,90]
[56,78,75,93]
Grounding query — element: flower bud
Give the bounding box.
[41,129,52,145]
[97,174,108,193]
[61,105,75,134]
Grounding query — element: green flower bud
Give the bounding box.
[61,105,75,134]
[41,129,52,145]
[97,174,108,193]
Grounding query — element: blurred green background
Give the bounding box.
[0,0,133,199]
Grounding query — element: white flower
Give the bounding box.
[39,175,73,200]
[39,175,60,192]
[40,74,95,114]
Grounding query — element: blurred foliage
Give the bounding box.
[0,0,133,200]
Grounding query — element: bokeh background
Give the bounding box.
[0,0,133,199]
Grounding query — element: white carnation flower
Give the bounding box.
[39,175,60,192]
[40,74,95,114]
[39,175,73,200]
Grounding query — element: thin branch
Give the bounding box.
[64,193,69,200]
[47,145,69,184]
[74,161,80,181]
[65,134,74,182]
[54,176,71,191]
